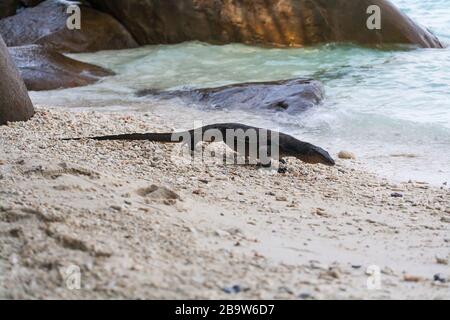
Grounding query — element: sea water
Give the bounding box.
[30,0,450,185]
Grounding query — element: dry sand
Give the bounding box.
[1,107,449,299]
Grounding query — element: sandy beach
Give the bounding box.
[0,106,449,299]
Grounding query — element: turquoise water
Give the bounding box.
[31,0,450,184]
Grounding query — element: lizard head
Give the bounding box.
[291,142,336,166]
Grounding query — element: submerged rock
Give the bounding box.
[0,0,138,53]
[137,79,325,114]
[9,45,114,91]
[88,0,443,48]
[0,35,34,125]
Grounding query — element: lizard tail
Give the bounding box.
[63,132,182,143]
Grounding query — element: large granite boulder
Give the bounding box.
[0,0,19,19]
[0,36,34,125]
[138,79,325,114]
[88,0,442,48]
[9,45,115,91]
[0,0,138,53]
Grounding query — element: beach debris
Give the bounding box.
[222,285,248,294]
[315,207,330,217]
[441,216,450,224]
[192,189,205,196]
[338,151,356,160]
[8,228,23,238]
[433,273,447,283]
[278,286,294,295]
[310,261,328,271]
[110,205,123,212]
[277,167,288,174]
[298,292,313,299]
[319,267,341,280]
[435,254,449,265]
[275,196,288,202]
[214,229,230,237]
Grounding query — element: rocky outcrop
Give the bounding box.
[138,79,324,114]
[88,0,442,48]
[0,36,34,125]
[9,45,114,91]
[0,0,138,53]
[0,0,19,19]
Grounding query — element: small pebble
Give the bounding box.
[298,292,312,299]
[223,285,245,294]
[391,192,403,198]
[277,167,288,174]
[214,229,230,237]
[110,205,122,212]
[441,216,450,223]
[435,254,448,265]
[433,274,447,283]
[338,151,356,160]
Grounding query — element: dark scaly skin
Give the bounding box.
[63,123,335,166]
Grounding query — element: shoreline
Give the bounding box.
[1,107,449,299]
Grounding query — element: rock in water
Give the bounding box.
[0,35,34,125]
[9,45,114,91]
[138,79,324,114]
[0,0,138,53]
[88,0,443,48]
